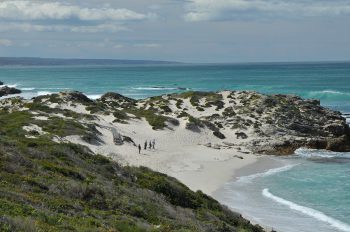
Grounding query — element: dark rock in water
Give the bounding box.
[0,81,3,85]
[213,131,226,139]
[0,86,22,97]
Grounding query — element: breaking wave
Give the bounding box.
[37,91,53,96]
[295,148,350,159]
[0,83,18,88]
[236,164,297,183]
[263,189,350,232]
[306,90,350,99]
[21,87,35,91]
[132,86,189,91]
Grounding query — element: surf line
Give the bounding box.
[263,188,350,232]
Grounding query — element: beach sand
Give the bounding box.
[61,99,262,195]
[212,156,287,232]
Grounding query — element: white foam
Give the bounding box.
[0,83,18,88]
[344,114,350,124]
[295,148,350,159]
[263,189,350,232]
[21,87,35,91]
[37,87,71,90]
[87,94,101,100]
[319,90,349,95]
[37,91,52,96]
[237,164,297,183]
[132,87,179,91]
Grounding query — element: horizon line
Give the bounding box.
[1,56,350,66]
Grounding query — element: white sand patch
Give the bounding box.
[62,111,258,195]
[33,115,49,120]
[23,124,47,138]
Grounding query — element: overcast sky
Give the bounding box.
[0,0,350,63]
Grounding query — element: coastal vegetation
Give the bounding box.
[1,89,350,231]
[0,106,263,232]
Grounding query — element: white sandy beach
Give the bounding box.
[66,113,260,195]
[56,91,262,195]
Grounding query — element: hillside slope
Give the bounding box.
[0,108,263,231]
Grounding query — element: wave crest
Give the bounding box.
[37,91,53,96]
[132,86,189,91]
[306,90,350,99]
[237,164,297,183]
[295,148,350,159]
[263,189,350,232]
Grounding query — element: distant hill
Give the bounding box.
[0,57,181,66]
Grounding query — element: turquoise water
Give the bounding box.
[1,62,350,112]
[215,151,350,232]
[1,62,350,231]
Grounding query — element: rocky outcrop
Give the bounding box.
[0,81,3,85]
[0,86,21,97]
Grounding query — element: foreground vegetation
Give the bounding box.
[0,108,264,231]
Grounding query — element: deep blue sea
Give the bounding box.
[1,62,350,231]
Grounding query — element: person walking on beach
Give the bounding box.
[149,141,152,149]
[152,139,155,149]
[144,141,147,150]
[138,144,141,154]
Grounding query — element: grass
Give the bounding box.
[113,109,130,124]
[0,104,264,232]
[126,108,170,130]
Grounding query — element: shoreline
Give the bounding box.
[169,151,261,196]
[212,155,287,231]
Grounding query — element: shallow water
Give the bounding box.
[214,152,350,232]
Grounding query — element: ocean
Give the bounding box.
[1,61,350,231]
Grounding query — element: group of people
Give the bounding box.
[138,139,156,154]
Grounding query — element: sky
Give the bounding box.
[0,0,350,63]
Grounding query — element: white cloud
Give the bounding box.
[70,24,127,33]
[0,1,156,33]
[113,44,124,49]
[0,23,127,33]
[0,39,13,46]
[134,43,161,48]
[184,0,350,21]
[0,1,155,21]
